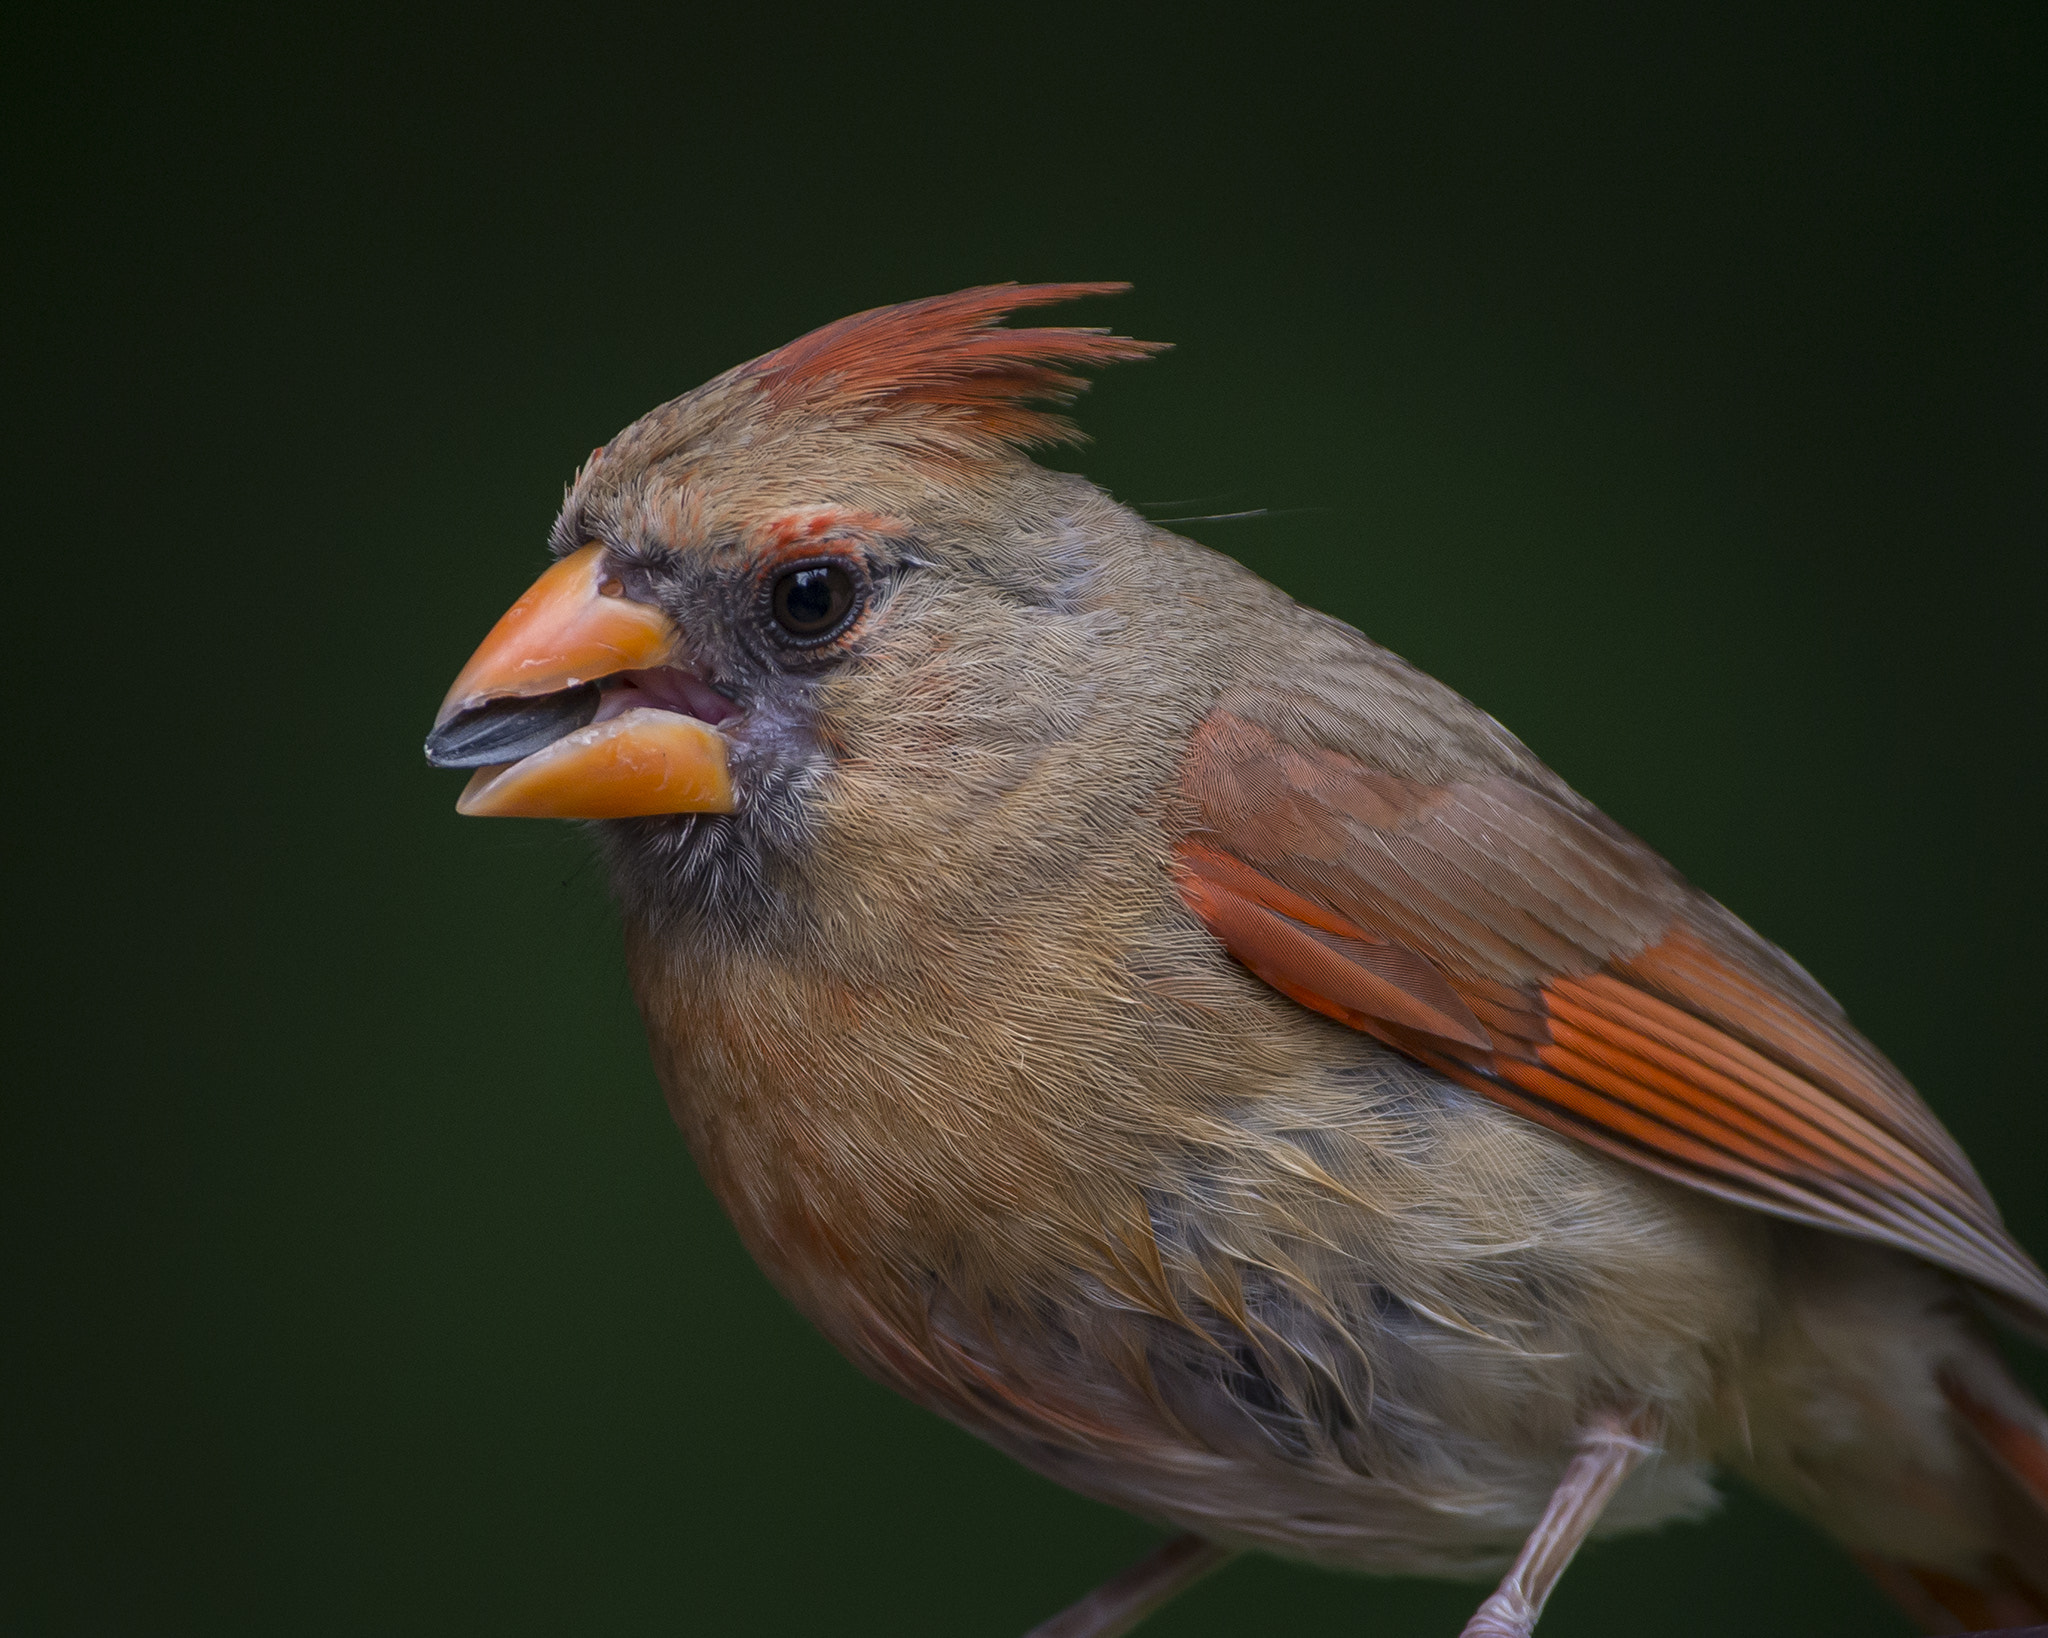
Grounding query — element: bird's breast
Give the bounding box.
[621,909,1137,1326]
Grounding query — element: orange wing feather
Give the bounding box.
[1175,706,2048,1321]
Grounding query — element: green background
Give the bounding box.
[12,6,2046,1634]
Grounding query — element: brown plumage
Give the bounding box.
[427,284,2048,1635]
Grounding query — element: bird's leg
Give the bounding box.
[1459,1410,1655,1638]
[1023,1532,1234,1638]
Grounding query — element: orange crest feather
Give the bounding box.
[745,282,1165,452]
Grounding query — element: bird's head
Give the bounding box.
[426,284,1169,938]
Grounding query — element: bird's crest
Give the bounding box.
[742,282,1165,455]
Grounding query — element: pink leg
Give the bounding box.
[1024,1533,1234,1638]
[1460,1411,1655,1638]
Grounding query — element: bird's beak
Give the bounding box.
[426,543,737,818]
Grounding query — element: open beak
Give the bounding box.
[425,544,737,818]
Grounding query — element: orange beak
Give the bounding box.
[428,544,737,819]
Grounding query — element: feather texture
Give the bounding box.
[1175,704,2048,1322]
[744,282,1166,454]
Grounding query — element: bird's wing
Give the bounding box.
[1174,698,2048,1321]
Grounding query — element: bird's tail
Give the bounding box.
[1852,1355,2048,1632]
[1734,1238,2048,1634]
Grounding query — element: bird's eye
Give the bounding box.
[768,560,863,645]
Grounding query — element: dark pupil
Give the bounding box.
[778,566,847,634]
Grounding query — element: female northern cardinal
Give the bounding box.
[426,285,2048,1636]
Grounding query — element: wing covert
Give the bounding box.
[1175,701,2048,1321]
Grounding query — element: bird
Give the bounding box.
[425,283,2048,1636]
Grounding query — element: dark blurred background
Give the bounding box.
[8,4,2046,1634]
